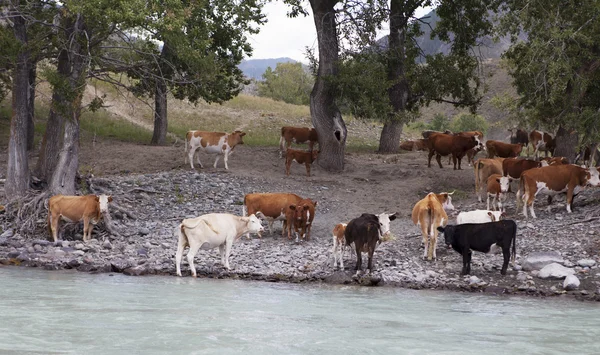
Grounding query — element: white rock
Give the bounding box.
[468,276,481,285]
[522,251,564,271]
[577,259,596,268]
[538,263,576,280]
[563,275,580,291]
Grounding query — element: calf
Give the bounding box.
[456,210,504,224]
[345,212,397,273]
[47,194,113,242]
[422,130,453,139]
[509,128,529,147]
[400,139,427,151]
[411,192,455,260]
[332,223,348,269]
[486,174,511,212]
[437,220,517,275]
[575,144,599,167]
[285,149,319,177]
[427,133,484,170]
[283,198,317,242]
[474,158,505,202]
[175,213,264,277]
[185,130,246,169]
[529,130,555,158]
[279,126,318,157]
[518,165,600,218]
[243,193,303,238]
[485,140,523,158]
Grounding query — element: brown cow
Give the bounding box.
[486,174,511,212]
[400,139,427,151]
[474,158,505,203]
[518,165,600,218]
[529,130,555,158]
[243,193,303,238]
[411,192,455,260]
[279,126,318,158]
[540,156,569,165]
[48,194,113,242]
[446,131,485,166]
[285,149,319,177]
[502,158,547,180]
[283,198,317,242]
[486,140,523,158]
[345,212,397,273]
[427,133,484,170]
[422,130,453,139]
[185,130,246,170]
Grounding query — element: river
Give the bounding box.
[0,266,598,354]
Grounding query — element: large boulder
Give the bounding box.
[522,251,564,271]
[538,263,575,280]
[563,275,580,291]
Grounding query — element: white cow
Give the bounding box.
[456,210,504,224]
[331,223,348,269]
[175,213,264,277]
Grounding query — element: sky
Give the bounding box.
[248,2,434,63]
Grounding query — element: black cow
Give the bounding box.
[509,128,529,147]
[437,220,517,276]
[344,212,397,273]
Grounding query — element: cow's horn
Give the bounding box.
[447,190,456,195]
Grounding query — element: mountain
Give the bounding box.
[239,57,298,80]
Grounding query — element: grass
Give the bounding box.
[80,110,153,144]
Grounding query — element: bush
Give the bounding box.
[450,113,488,134]
[430,113,451,131]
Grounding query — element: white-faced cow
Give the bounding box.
[456,210,504,224]
[517,165,600,218]
[438,220,517,276]
[184,130,246,170]
[243,193,303,238]
[47,194,113,242]
[411,192,455,260]
[175,213,264,277]
[486,174,511,212]
[344,212,397,273]
[279,126,318,158]
[283,198,317,242]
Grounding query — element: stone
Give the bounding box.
[72,250,85,256]
[468,276,482,285]
[67,259,81,268]
[123,264,148,276]
[32,239,50,247]
[33,244,43,252]
[577,259,596,268]
[139,227,150,236]
[1,229,14,238]
[538,263,575,280]
[563,275,580,291]
[61,241,70,248]
[522,251,564,271]
[324,271,353,284]
[111,259,132,272]
[74,243,85,250]
[516,273,528,282]
[102,240,113,250]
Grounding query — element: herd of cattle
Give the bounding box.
[44,125,600,280]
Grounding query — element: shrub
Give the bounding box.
[450,113,488,134]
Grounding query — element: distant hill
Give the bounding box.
[239,57,298,80]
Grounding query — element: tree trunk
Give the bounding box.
[309,0,346,172]
[151,79,168,145]
[554,125,578,163]
[5,10,30,201]
[26,62,36,151]
[378,0,409,154]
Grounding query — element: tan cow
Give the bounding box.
[411,192,455,260]
[332,223,348,269]
[243,193,303,238]
[184,130,246,170]
[283,198,317,242]
[285,149,319,177]
[474,158,505,202]
[47,194,113,242]
[518,165,600,218]
[279,126,318,158]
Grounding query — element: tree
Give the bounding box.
[258,62,313,105]
[497,0,600,162]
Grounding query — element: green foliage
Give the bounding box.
[429,113,451,132]
[257,62,313,105]
[450,113,489,134]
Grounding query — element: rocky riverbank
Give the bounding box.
[1,165,600,302]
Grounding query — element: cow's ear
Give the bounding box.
[289,205,296,210]
[389,213,397,221]
[95,196,100,202]
[312,200,318,207]
[436,226,445,233]
[240,132,246,137]
[496,178,501,184]
[108,196,113,203]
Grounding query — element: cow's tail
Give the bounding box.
[516,176,525,210]
[175,223,188,276]
[184,132,189,164]
[475,160,483,196]
[279,133,285,157]
[511,222,517,265]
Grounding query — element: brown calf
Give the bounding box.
[283,198,317,242]
[474,158,505,203]
[48,194,113,242]
[243,193,303,238]
[279,126,318,157]
[486,140,523,158]
[332,223,348,269]
[285,149,319,176]
[400,139,427,151]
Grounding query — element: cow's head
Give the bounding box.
[289,199,317,223]
[496,176,511,193]
[229,131,246,146]
[376,212,397,237]
[437,225,456,248]
[436,191,455,211]
[97,195,113,213]
[244,214,265,234]
[586,167,600,187]
[487,211,505,222]
[472,135,484,151]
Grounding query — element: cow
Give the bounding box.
[426,133,484,170]
[437,220,517,276]
[47,194,113,242]
[502,158,548,180]
[540,156,569,166]
[486,140,523,159]
[184,130,246,170]
[456,210,504,224]
[474,158,505,203]
[175,213,264,277]
[411,192,455,260]
[445,131,485,166]
[344,212,397,273]
[422,130,453,139]
[486,174,511,212]
[285,149,319,177]
[400,139,427,152]
[243,193,303,238]
[283,198,317,242]
[508,128,529,147]
[332,223,348,269]
[517,164,600,218]
[279,126,318,158]
[529,130,555,158]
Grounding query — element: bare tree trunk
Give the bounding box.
[151,79,168,145]
[378,0,410,154]
[5,9,30,201]
[309,0,346,172]
[554,125,578,163]
[26,62,36,151]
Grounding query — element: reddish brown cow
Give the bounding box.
[48,194,113,242]
[400,139,427,151]
[502,158,547,180]
[279,126,318,157]
[529,130,555,158]
[285,149,319,177]
[243,193,303,238]
[446,131,485,165]
[486,140,523,158]
[540,156,569,165]
[427,133,484,170]
[283,198,317,242]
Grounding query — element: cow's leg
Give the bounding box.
[529,198,537,219]
[305,163,311,177]
[447,155,452,165]
[175,230,187,277]
[456,156,462,170]
[267,220,274,235]
[82,217,90,242]
[219,244,226,266]
[492,193,498,211]
[213,154,221,169]
[194,150,203,169]
[435,154,443,168]
[452,155,457,170]
[50,214,60,242]
[285,157,292,176]
[461,251,472,275]
[367,244,375,273]
[188,148,196,169]
[566,188,574,213]
[223,239,233,270]
[279,136,285,158]
[223,152,230,170]
[332,235,339,268]
[487,194,491,211]
[427,150,435,168]
[186,240,202,278]
[354,242,363,271]
[501,247,510,275]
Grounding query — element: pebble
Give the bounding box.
[577,259,596,268]
[563,275,580,291]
